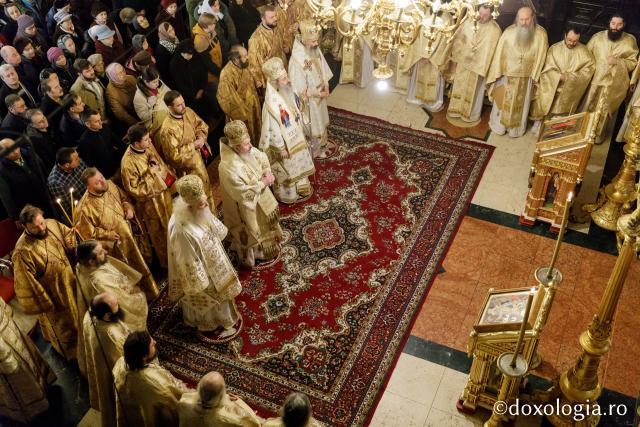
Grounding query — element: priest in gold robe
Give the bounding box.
[168,175,243,341]
[82,292,140,427]
[616,61,640,142]
[121,124,174,268]
[219,121,282,269]
[248,5,287,90]
[217,45,263,146]
[339,36,374,89]
[178,371,262,427]
[398,29,452,112]
[75,239,148,378]
[530,26,595,132]
[12,205,78,360]
[0,297,56,424]
[487,6,548,137]
[260,57,316,203]
[274,0,298,55]
[289,20,334,159]
[447,4,501,124]
[157,90,215,210]
[76,168,158,301]
[113,331,191,427]
[262,393,322,427]
[582,14,639,142]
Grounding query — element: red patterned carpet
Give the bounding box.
[148,108,493,426]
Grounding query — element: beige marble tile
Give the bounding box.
[423,407,484,427]
[76,408,101,427]
[369,390,431,427]
[430,368,470,416]
[385,353,446,407]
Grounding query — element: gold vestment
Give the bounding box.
[448,19,501,120]
[219,140,282,265]
[113,357,190,427]
[12,219,78,360]
[157,109,214,209]
[76,181,158,300]
[582,30,638,134]
[82,314,131,427]
[531,41,595,119]
[0,298,56,424]
[178,391,262,427]
[121,144,174,268]
[75,256,148,379]
[487,25,548,128]
[217,62,263,146]
[248,25,288,89]
[275,2,300,54]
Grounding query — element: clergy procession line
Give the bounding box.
[344,6,639,143]
[1,1,333,425]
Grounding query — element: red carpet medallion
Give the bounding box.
[148,108,494,426]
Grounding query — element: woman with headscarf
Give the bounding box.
[57,33,77,64]
[133,66,171,133]
[46,46,75,91]
[105,62,139,133]
[154,0,187,40]
[154,22,177,85]
[14,14,48,54]
[131,11,157,48]
[170,39,211,119]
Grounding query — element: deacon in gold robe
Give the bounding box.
[217,45,263,146]
[168,175,243,340]
[530,26,595,131]
[121,124,174,268]
[113,331,191,427]
[12,205,78,360]
[616,61,640,142]
[75,240,148,378]
[274,0,298,55]
[248,5,288,90]
[0,297,56,424]
[75,168,158,301]
[260,57,316,203]
[289,20,335,159]
[193,13,224,83]
[582,14,638,142]
[487,6,548,137]
[262,392,322,427]
[157,90,215,209]
[339,36,374,88]
[398,28,452,112]
[447,5,501,123]
[219,121,282,269]
[178,371,262,427]
[82,292,139,427]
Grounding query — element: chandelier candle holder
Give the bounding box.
[306,0,503,78]
[55,187,84,240]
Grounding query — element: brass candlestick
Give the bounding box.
[543,195,640,426]
[583,109,640,231]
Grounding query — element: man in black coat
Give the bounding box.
[0,138,54,222]
[0,64,38,118]
[40,74,66,130]
[76,108,125,179]
[1,94,29,135]
[58,92,85,147]
[25,108,59,172]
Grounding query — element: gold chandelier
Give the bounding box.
[307,0,503,78]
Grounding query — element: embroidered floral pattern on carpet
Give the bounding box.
[148,108,493,426]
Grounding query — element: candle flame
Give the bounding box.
[56,198,62,203]
[69,187,74,192]
[567,192,574,203]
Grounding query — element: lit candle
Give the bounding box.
[55,198,73,226]
[547,192,573,280]
[69,187,74,223]
[510,287,535,368]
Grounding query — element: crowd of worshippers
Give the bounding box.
[0,0,334,424]
[345,5,639,143]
